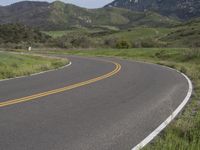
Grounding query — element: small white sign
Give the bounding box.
[28,47,32,51]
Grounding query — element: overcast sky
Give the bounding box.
[0,0,114,8]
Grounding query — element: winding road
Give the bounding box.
[0,55,191,150]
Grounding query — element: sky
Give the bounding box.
[0,0,114,8]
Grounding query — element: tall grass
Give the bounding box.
[0,52,68,79]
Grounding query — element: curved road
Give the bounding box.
[0,56,189,150]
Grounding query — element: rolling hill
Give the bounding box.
[161,18,200,47]
[0,1,178,30]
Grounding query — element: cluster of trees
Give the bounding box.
[52,32,94,49]
[0,24,50,48]
[104,38,166,49]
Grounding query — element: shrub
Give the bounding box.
[141,40,155,48]
[0,24,50,44]
[155,50,170,59]
[180,66,187,74]
[104,38,118,48]
[71,36,93,48]
[116,40,131,49]
[132,41,142,48]
[54,36,73,48]
[54,32,95,48]
[183,48,200,60]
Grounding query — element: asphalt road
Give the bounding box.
[0,55,189,150]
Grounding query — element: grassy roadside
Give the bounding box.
[0,52,69,80]
[37,48,200,150]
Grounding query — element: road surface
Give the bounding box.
[0,55,190,150]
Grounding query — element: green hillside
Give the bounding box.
[0,1,179,31]
[102,27,170,41]
[1,1,199,49]
[161,19,200,47]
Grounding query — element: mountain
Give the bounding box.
[0,1,178,30]
[105,0,200,20]
[0,1,50,29]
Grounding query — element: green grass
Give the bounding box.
[44,28,105,38]
[36,48,200,150]
[103,27,171,41]
[45,27,171,40]
[44,30,70,38]
[0,52,69,79]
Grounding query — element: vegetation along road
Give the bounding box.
[0,54,191,150]
[0,0,200,149]
[0,52,69,80]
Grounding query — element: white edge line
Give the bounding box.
[0,53,193,149]
[131,67,193,150]
[80,56,193,150]
[0,61,72,82]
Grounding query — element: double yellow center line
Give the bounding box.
[0,60,121,108]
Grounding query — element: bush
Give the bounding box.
[55,37,73,48]
[54,32,95,48]
[132,41,142,48]
[0,24,50,44]
[71,36,93,48]
[183,48,200,60]
[104,38,118,48]
[140,39,168,48]
[141,40,155,48]
[116,40,131,49]
[180,66,187,74]
[155,50,169,59]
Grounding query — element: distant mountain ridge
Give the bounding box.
[0,1,178,30]
[105,0,200,20]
